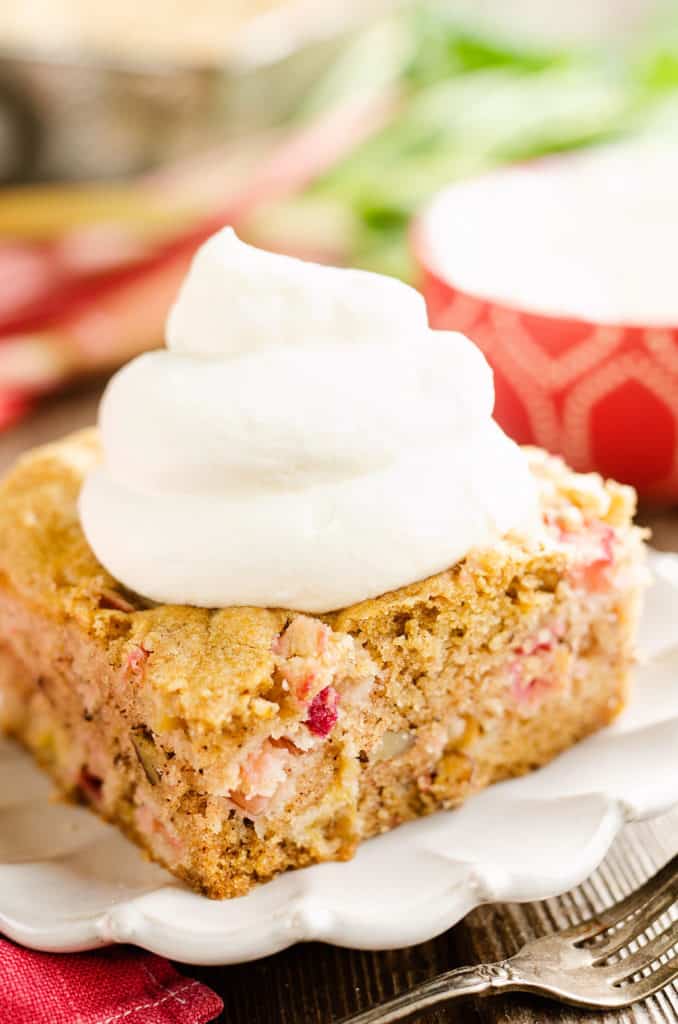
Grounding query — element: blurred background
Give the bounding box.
[2,0,678,502]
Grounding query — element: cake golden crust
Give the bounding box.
[0,430,646,897]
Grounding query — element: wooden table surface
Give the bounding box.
[2,388,677,1024]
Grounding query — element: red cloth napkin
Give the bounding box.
[0,937,223,1024]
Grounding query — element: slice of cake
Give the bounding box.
[0,430,645,898]
[0,230,647,897]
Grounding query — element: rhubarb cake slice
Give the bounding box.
[0,431,646,898]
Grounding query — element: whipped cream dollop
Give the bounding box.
[79,228,539,612]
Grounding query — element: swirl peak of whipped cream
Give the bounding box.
[79,228,539,612]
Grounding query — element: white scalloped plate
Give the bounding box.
[2,551,678,965]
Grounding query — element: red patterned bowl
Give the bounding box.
[413,144,678,501]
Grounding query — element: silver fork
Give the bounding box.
[339,853,678,1022]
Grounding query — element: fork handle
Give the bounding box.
[337,962,513,1023]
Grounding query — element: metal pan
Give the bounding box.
[0,4,379,182]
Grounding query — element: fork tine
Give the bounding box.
[576,854,678,941]
[597,853,678,927]
[592,882,678,959]
[622,953,678,1004]
[603,920,678,983]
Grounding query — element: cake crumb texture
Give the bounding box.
[0,431,646,897]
